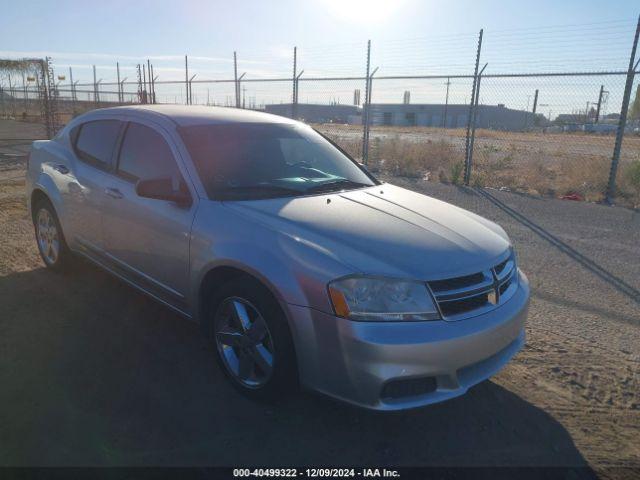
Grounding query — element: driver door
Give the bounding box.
[101,120,196,311]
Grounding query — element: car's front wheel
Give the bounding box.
[209,277,297,400]
[32,198,72,272]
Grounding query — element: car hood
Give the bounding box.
[225,183,511,280]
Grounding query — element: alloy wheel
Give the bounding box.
[36,208,60,266]
[214,297,275,388]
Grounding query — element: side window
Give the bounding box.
[117,122,180,183]
[74,120,121,169]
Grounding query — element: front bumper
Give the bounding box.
[287,270,529,410]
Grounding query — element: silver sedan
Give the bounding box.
[26,105,529,410]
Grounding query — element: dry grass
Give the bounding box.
[320,127,640,208]
[371,136,461,182]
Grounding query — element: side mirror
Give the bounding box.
[135,178,192,207]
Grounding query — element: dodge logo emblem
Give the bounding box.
[488,289,498,305]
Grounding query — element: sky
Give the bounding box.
[1,0,639,115]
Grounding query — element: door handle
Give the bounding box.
[105,187,123,199]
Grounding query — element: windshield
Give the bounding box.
[178,122,377,200]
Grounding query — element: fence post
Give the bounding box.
[234,51,240,108]
[68,67,75,113]
[292,46,297,119]
[41,58,55,139]
[468,63,487,179]
[595,85,604,123]
[295,70,304,115]
[115,63,121,104]
[442,77,450,128]
[150,64,156,104]
[136,64,143,103]
[22,72,28,114]
[92,65,98,106]
[464,29,483,185]
[184,56,189,105]
[147,59,152,103]
[361,40,371,164]
[531,88,539,127]
[606,14,640,203]
[8,73,15,118]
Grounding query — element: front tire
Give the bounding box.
[208,277,298,401]
[32,198,72,272]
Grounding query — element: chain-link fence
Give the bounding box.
[2,19,640,207]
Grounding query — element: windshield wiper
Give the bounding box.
[213,184,304,200]
[305,179,371,193]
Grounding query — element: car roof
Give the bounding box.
[92,104,298,127]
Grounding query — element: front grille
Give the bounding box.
[428,253,517,320]
[428,271,486,292]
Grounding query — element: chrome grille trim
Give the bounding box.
[432,272,495,302]
[428,252,518,321]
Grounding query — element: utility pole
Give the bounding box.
[443,77,450,128]
[595,85,604,123]
[606,14,640,203]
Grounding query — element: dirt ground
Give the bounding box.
[0,119,639,478]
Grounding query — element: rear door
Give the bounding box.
[101,120,196,310]
[66,119,122,252]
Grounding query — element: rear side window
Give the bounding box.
[75,120,121,169]
[117,122,180,182]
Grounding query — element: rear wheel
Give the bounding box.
[209,277,297,400]
[32,198,72,271]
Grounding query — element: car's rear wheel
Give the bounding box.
[32,198,72,272]
[209,277,297,400]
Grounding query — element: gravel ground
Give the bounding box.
[0,120,639,478]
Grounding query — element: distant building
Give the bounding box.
[555,113,587,124]
[602,113,620,123]
[368,103,537,131]
[264,103,361,123]
[265,102,543,131]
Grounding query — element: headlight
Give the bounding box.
[328,276,440,322]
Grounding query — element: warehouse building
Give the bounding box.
[264,103,360,124]
[368,103,538,131]
[265,102,540,131]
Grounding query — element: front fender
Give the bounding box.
[31,171,67,225]
[189,202,354,324]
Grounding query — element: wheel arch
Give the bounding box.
[30,188,54,218]
[197,263,290,337]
